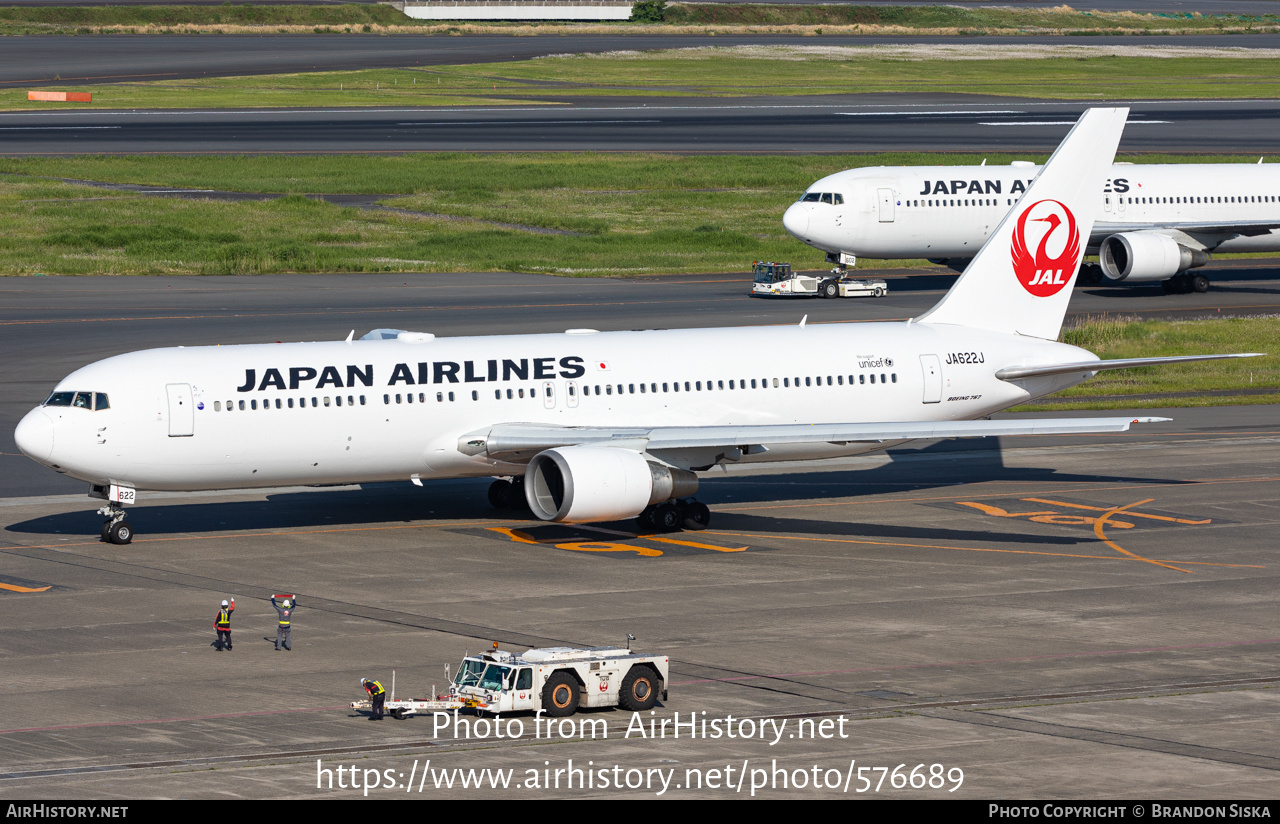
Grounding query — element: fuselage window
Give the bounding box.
[651,383,657,393]
[448,392,455,402]
[471,390,478,401]
[287,398,294,408]
[336,396,342,407]
[869,375,876,384]
[214,401,221,412]
[881,373,887,383]
[311,398,318,408]
[519,388,525,398]
[383,394,389,405]
[783,378,789,387]
[805,377,811,387]
[859,375,866,385]
[718,380,724,390]
[663,383,669,392]
[729,380,735,390]
[240,400,246,410]
[407,393,414,404]
[892,373,898,383]
[751,379,757,389]
[437,392,444,402]
[360,395,366,405]
[273,398,280,409]
[395,394,402,404]
[251,399,258,410]
[606,385,613,395]
[772,378,779,388]
[323,397,331,407]
[495,390,502,400]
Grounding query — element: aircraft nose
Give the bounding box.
[782,203,809,239]
[14,408,54,463]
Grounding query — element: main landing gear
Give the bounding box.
[97,502,133,545]
[1161,273,1210,294]
[487,477,528,510]
[637,498,711,534]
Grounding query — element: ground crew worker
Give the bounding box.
[214,598,235,651]
[271,594,297,651]
[362,678,386,720]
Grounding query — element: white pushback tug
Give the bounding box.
[351,639,669,719]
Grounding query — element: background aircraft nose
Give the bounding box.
[14,408,54,463]
[782,203,809,239]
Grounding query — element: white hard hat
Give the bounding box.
[283,599,292,607]
[221,600,229,607]
[361,678,368,687]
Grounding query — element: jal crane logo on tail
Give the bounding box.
[1011,199,1080,297]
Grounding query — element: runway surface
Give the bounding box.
[5,97,1280,154]
[3,33,1280,88]
[4,264,1278,499]
[0,406,1277,797]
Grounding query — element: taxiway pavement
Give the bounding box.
[6,98,1280,155]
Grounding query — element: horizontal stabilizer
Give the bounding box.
[461,417,1171,461]
[996,352,1264,382]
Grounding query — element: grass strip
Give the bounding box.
[11,50,1280,111]
[0,152,1274,277]
[1009,315,1279,410]
[0,3,1276,36]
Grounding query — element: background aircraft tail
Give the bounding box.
[915,107,1129,340]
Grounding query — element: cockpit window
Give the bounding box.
[800,192,844,205]
[820,193,833,204]
[43,391,109,410]
[801,192,821,202]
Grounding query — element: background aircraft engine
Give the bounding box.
[1099,232,1208,282]
[524,446,698,524]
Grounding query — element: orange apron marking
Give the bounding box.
[0,582,51,593]
[1092,499,1193,574]
[641,535,747,552]
[1022,498,1212,525]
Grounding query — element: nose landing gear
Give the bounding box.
[97,502,133,545]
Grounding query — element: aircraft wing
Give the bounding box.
[459,417,1169,463]
[1091,220,1280,242]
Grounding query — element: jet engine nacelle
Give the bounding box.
[1099,232,1208,282]
[524,446,698,524]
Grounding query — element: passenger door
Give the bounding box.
[878,188,896,223]
[166,383,195,436]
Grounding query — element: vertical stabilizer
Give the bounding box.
[914,108,1129,340]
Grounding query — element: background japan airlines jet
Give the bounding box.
[15,108,1261,544]
[784,158,1280,294]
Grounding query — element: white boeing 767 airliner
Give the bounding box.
[784,157,1280,293]
[15,108,1261,544]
